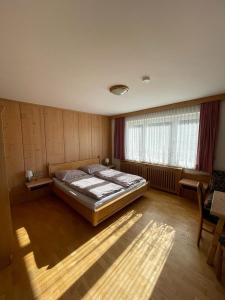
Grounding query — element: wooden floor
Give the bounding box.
[0,189,225,300]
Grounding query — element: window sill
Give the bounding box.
[120,159,211,181]
[120,159,183,171]
[121,159,210,175]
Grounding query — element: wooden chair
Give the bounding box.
[197,182,216,247]
[216,236,225,280]
[197,171,225,247]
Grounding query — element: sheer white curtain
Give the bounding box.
[125,105,200,169]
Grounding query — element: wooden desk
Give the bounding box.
[178,178,208,195]
[207,191,225,265]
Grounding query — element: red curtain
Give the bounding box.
[114,117,125,160]
[196,101,220,173]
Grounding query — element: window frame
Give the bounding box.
[125,107,200,169]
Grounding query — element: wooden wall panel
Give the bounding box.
[0,105,13,268]
[0,100,24,191]
[0,98,111,203]
[20,103,47,176]
[102,116,111,160]
[44,108,65,164]
[63,110,79,162]
[78,112,92,160]
[91,115,102,159]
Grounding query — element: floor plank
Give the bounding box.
[0,189,225,300]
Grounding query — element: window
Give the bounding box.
[125,106,200,169]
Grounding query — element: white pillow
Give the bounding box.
[79,164,108,175]
[55,169,87,182]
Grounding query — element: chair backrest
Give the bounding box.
[211,170,225,192]
[197,182,203,219]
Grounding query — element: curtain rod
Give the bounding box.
[111,93,225,119]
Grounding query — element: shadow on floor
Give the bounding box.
[10,193,179,299]
[12,195,146,270]
[0,229,36,300]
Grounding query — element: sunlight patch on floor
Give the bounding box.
[16,227,31,248]
[84,222,175,300]
[8,191,225,300]
[18,210,143,299]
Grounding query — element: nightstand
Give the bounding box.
[25,177,53,191]
[107,164,116,169]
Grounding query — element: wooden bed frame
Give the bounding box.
[48,158,149,226]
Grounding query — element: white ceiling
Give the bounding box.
[0,1,225,115]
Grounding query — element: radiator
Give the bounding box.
[120,161,182,194]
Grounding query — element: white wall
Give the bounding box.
[214,100,225,170]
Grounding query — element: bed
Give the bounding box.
[48,158,149,226]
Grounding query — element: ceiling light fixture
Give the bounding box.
[142,75,150,83]
[109,85,129,96]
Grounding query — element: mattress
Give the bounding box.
[53,177,147,211]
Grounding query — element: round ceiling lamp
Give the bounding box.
[109,85,129,95]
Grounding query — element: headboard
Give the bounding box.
[48,158,100,177]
